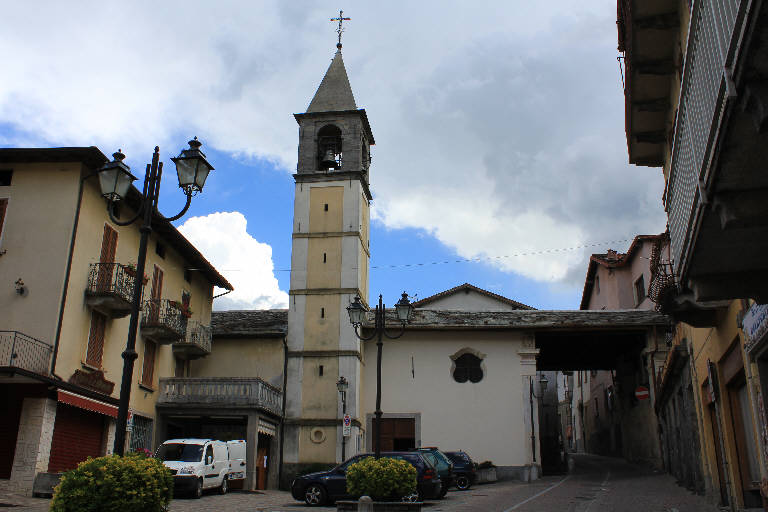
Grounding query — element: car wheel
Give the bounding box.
[194,478,203,499]
[304,484,327,506]
[455,475,471,491]
[438,482,449,498]
[219,477,228,495]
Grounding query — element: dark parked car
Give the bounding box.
[444,451,477,490]
[290,452,442,506]
[412,447,453,497]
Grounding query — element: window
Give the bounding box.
[324,203,329,211]
[452,353,483,383]
[0,170,12,186]
[183,268,191,283]
[85,311,107,367]
[155,242,166,258]
[595,275,600,295]
[634,275,646,306]
[140,340,157,388]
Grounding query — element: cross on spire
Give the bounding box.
[330,9,350,49]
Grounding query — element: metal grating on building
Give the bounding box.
[130,415,154,453]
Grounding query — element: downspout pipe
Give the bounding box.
[51,168,91,377]
[278,336,288,489]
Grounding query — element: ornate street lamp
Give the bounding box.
[95,138,214,456]
[347,292,413,459]
[337,376,349,461]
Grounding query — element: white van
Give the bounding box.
[227,440,247,484]
[156,439,231,498]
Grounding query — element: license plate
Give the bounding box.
[229,472,244,480]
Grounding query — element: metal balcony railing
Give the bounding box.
[0,331,53,376]
[158,377,283,416]
[140,299,186,342]
[172,322,212,359]
[86,262,139,300]
[85,263,141,317]
[666,0,743,278]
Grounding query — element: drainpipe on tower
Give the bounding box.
[278,336,288,489]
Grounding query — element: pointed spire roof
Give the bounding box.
[306,49,357,113]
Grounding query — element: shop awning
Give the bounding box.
[57,390,119,418]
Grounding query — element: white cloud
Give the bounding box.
[177,212,288,310]
[0,1,667,290]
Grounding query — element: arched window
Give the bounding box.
[317,125,342,170]
[450,348,486,383]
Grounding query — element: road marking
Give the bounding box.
[584,471,611,512]
[503,475,572,511]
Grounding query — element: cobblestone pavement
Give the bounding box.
[0,454,722,511]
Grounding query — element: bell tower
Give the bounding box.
[284,43,374,479]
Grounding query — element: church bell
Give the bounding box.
[321,148,337,169]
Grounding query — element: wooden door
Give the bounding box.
[257,445,268,490]
[97,224,118,291]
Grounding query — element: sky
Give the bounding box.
[0,1,667,311]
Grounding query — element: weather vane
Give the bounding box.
[330,9,350,49]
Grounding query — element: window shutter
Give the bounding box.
[141,340,156,387]
[85,311,107,367]
[99,224,118,263]
[0,199,7,239]
[151,266,163,300]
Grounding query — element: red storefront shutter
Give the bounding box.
[48,404,105,473]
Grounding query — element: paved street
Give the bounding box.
[0,454,720,511]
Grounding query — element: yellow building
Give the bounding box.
[619,0,768,508]
[0,147,231,495]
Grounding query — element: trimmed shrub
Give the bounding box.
[346,457,417,501]
[50,452,173,512]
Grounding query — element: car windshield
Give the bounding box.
[432,450,452,468]
[421,452,440,468]
[156,443,203,462]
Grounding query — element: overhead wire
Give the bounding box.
[267,237,635,273]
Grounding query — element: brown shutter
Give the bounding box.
[85,311,107,367]
[97,224,118,291]
[0,199,7,239]
[141,340,156,387]
[151,265,163,300]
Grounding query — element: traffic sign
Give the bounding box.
[343,414,351,437]
[635,386,650,401]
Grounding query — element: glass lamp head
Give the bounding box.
[172,137,214,195]
[97,150,136,201]
[394,292,414,323]
[347,296,367,326]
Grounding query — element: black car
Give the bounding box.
[290,451,442,506]
[412,447,453,497]
[444,451,477,490]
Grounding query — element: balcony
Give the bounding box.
[0,331,53,376]
[85,263,140,318]
[140,299,185,344]
[157,377,283,416]
[172,321,212,360]
[663,0,768,302]
[619,0,682,167]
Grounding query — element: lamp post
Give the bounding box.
[337,376,349,461]
[347,293,413,459]
[96,138,214,456]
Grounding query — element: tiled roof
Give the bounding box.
[211,310,288,338]
[412,283,535,310]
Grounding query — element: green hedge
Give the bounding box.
[50,452,173,512]
[346,457,417,501]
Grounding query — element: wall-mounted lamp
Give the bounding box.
[14,278,26,296]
